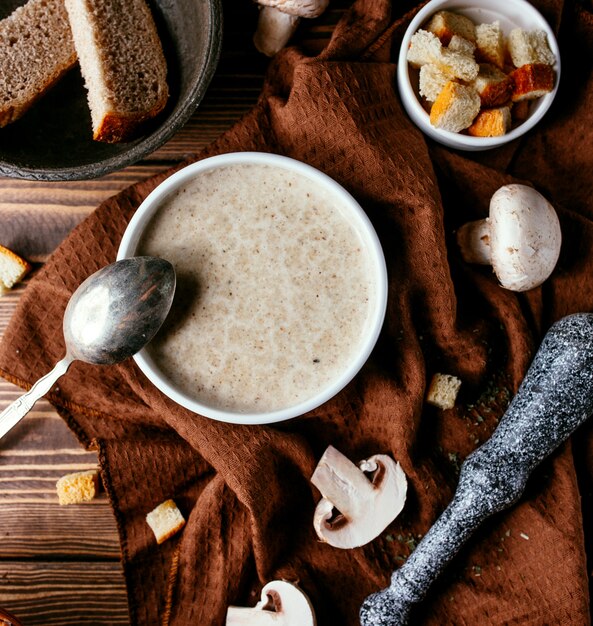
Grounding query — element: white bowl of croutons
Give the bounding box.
[397,0,561,150]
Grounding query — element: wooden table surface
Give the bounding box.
[0,4,343,624]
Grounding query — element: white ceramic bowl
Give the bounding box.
[118,152,388,425]
[397,0,561,151]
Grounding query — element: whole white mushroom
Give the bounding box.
[456,184,562,292]
[253,0,330,57]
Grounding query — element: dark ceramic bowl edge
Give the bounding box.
[0,0,224,182]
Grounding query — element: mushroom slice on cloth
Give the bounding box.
[253,0,329,56]
[226,580,316,625]
[456,184,562,292]
[311,445,408,549]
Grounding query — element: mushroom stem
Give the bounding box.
[253,6,300,57]
[226,608,278,625]
[456,219,492,265]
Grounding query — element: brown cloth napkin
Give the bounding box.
[2,0,593,624]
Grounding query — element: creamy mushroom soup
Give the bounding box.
[137,162,378,414]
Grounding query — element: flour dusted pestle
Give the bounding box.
[360,313,593,626]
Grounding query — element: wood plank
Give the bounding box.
[0,562,129,625]
[0,402,121,559]
[0,5,350,625]
[0,164,172,262]
[0,283,121,559]
[0,284,20,336]
[0,503,120,560]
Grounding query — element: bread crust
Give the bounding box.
[0,244,32,291]
[472,64,513,107]
[467,107,511,137]
[430,81,481,132]
[426,10,476,45]
[94,96,168,143]
[0,61,76,128]
[65,0,169,143]
[511,63,555,102]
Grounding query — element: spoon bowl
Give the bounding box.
[63,256,176,365]
[0,256,176,442]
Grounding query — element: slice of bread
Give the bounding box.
[507,28,555,68]
[146,498,186,544]
[56,469,100,505]
[426,10,476,45]
[511,63,555,101]
[430,81,480,132]
[64,0,169,143]
[475,21,505,69]
[468,106,511,137]
[0,244,31,295]
[0,0,77,128]
[471,63,513,107]
[426,373,462,410]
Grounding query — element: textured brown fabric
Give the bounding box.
[1,0,593,624]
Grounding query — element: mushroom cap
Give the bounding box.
[488,184,561,291]
[257,581,316,625]
[226,580,316,625]
[256,0,329,18]
[312,453,407,549]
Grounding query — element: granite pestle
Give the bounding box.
[360,312,593,626]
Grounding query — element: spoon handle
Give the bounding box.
[360,313,593,626]
[0,357,73,441]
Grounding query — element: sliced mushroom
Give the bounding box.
[253,0,329,57]
[226,580,316,625]
[456,184,562,292]
[311,445,407,549]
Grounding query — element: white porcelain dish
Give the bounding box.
[397,0,561,151]
[118,152,388,425]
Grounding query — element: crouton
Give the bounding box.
[511,63,555,101]
[440,47,479,81]
[475,21,505,69]
[407,29,442,68]
[507,28,556,67]
[430,81,481,132]
[448,34,476,56]
[407,28,478,81]
[0,244,31,295]
[426,10,476,45]
[419,63,449,102]
[146,499,186,544]
[426,373,462,410]
[56,470,100,505]
[471,63,513,107]
[468,106,512,137]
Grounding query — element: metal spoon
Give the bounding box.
[0,256,176,441]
